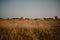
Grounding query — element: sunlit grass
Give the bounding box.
[0,19,60,40]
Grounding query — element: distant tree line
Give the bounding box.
[43,16,60,20]
[0,16,60,20]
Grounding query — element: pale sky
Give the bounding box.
[0,0,60,18]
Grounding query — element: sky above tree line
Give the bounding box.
[0,0,60,18]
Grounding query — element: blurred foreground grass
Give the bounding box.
[0,19,60,40]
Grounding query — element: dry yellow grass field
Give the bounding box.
[0,19,60,40]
